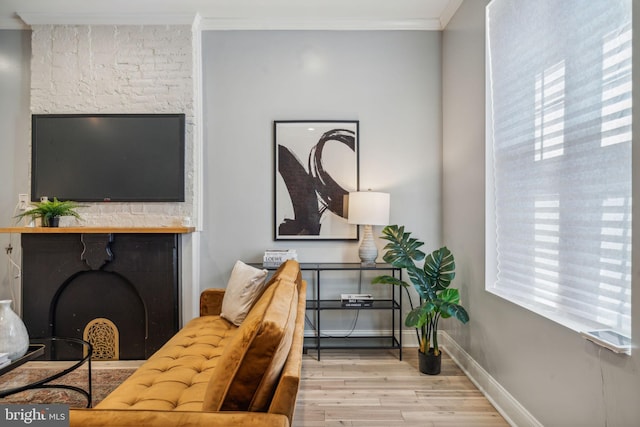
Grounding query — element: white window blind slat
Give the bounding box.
[486,0,632,337]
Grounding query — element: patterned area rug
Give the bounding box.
[0,361,138,408]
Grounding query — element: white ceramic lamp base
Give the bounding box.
[358,224,378,265]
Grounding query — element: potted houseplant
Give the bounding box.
[372,225,469,375]
[15,197,85,227]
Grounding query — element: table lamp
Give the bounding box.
[347,191,390,265]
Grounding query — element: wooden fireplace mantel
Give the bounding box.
[0,226,195,234]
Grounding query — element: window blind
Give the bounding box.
[486,0,632,337]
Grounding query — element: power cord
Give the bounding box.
[3,201,23,312]
[4,243,21,305]
[304,269,365,339]
[5,243,21,279]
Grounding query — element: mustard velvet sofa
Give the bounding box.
[70,260,306,427]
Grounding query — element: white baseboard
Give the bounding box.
[439,331,543,427]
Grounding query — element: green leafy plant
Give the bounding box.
[15,197,85,226]
[372,225,469,355]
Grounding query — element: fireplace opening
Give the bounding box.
[53,270,146,360]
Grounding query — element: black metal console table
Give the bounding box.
[254,262,402,361]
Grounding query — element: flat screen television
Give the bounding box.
[31,113,185,202]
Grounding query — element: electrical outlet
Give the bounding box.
[18,193,29,211]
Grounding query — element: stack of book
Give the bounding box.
[0,352,10,369]
[263,249,298,268]
[341,293,374,307]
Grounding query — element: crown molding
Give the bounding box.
[199,17,442,31]
[4,0,465,31]
[0,16,28,29]
[16,12,196,26]
[439,0,463,29]
[13,12,461,31]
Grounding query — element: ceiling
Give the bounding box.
[0,0,462,30]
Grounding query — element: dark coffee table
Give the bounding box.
[0,337,93,408]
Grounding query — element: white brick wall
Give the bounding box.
[30,25,196,227]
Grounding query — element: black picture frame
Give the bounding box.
[274,120,359,241]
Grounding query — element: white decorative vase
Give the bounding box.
[0,300,29,360]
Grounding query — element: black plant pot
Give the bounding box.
[43,217,60,227]
[418,348,441,375]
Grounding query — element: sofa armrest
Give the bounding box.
[200,288,226,316]
[70,409,289,427]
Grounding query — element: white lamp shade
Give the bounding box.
[347,192,390,226]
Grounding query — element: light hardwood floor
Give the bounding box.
[294,349,510,427]
[8,349,509,426]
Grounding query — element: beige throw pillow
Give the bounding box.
[220,260,269,325]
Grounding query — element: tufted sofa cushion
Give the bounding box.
[94,260,301,414]
[76,260,305,427]
[94,315,237,411]
[202,274,299,412]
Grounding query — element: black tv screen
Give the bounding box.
[31,114,185,202]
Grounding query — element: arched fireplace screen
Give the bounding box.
[84,317,119,360]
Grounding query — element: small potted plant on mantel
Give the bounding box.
[15,197,85,227]
[372,225,469,375]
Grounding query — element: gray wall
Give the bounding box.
[0,30,30,309]
[201,30,442,335]
[442,1,640,426]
